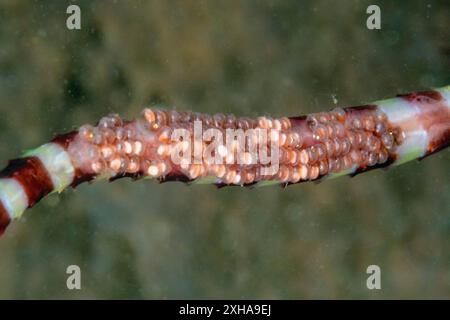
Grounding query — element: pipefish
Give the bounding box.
[0,86,449,235]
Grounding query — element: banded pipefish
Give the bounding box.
[0,86,449,235]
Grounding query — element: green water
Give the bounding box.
[0,0,448,299]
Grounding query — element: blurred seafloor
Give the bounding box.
[0,0,449,299]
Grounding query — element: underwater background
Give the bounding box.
[0,0,449,299]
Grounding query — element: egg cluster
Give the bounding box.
[302,108,401,179]
[74,106,401,186]
[142,109,301,184]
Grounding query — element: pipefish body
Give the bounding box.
[0,86,449,235]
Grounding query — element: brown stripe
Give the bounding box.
[71,169,96,188]
[214,181,259,189]
[160,172,194,184]
[0,201,11,236]
[350,155,397,178]
[344,104,378,112]
[109,172,144,182]
[288,115,307,122]
[397,90,443,103]
[0,157,54,208]
[52,131,78,149]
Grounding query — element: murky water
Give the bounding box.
[0,0,448,299]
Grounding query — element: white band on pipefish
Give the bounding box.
[24,143,75,193]
[437,85,450,109]
[0,178,28,219]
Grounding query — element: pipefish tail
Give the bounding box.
[0,86,449,235]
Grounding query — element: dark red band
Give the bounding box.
[0,201,11,235]
[52,131,77,149]
[397,90,443,103]
[0,157,54,208]
[71,170,96,188]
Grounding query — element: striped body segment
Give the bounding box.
[0,86,449,235]
[0,144,75,235]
